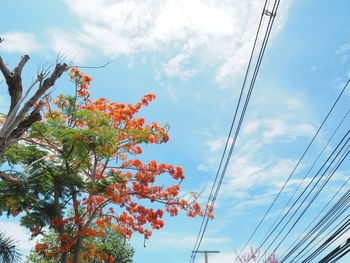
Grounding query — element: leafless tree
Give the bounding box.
[0,41,68,184]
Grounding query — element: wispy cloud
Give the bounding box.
[0,32,42,53]
[48,29,91,64]
[195,87,318,210]
[165,236,230,249]
[336,41,350,55]
[335,41,350,63]
[152,232,231,249]
[57,0,292,84]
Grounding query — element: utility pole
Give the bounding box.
[192,250,220,263]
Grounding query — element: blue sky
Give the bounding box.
[1,0,350,262]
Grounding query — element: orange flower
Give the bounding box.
[35,243,48,252]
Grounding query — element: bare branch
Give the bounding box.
[0,102,42,157]
[14,55,30,76]
[0,56,25,114]
[0,56,11,80]
[70,59,113,69]
[0,74,43,136]
[0,171,25,184]
[0,63,67,142]
[11,102,42,137]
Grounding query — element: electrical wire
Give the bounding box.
[258,109,350,261]
[281,186,350,262]
[239,77,350,259]
[301,217,350,262]
[290,202,350,262]
[189,1,282,262]
[255,130,350,262]
[278,110,350,261]
[292,212,350,263]
[326,238,350,263]
[280,146,350,262]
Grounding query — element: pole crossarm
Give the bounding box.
[192,253,220,254]
[192,251,220,263]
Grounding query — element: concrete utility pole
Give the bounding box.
[192,250,220,263]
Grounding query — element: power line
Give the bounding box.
[239,78,350,257]
[256,108,350,260]
[278,110,350,261]
[255,129,350,261]
[301,217,350,262]
[279,147,350,262]
[271,141,350,251]
[322,238,350,263]
[189,1,281,262]
[288,197,350,262]
[302,216,350,262]
[281,155,350,262]
[280,181,350,262]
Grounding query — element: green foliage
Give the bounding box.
[0,71,191,263]
[25,230,57,263]
[84,226,134,263]
[25,227,134,263]
[0,232,21,263]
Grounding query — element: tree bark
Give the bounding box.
[0,55,28,115]
[0,171,24,184]
[53,176,68,263]
[0,55,67,184]
[0,104,42,158]
[72,236,84,263]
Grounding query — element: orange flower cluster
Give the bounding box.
[35,243,48,253]
[29,68,213,261]
[70,67,92,98]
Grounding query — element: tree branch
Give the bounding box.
[0,60,67,158]
[0,171,25,184]
[0,56,27,115]
[14,55,30,76]
[6,63,67,138]
[1,76,43,136]
[0,56,11,79]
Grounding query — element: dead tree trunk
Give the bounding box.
[0,54,67,183]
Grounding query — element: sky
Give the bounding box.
[0,0,350,262]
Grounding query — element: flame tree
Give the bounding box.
[0,68,212,263]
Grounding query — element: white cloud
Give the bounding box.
[242,119,261,135]
[162,53,199,80]
[285,98,302,109]
[197,157,218,172]
[223,156,297,195]
[154,70,180,102]
[205,137,226,152]
[0,32,42,53]
[336,41,350,55]
[262,119,289,139]
[335,41,350,63]
[153,233,230,249]
[271,177,314,189]
[262,119,315,142]
[57,0,292,83]
[197,101,316,206]
[48,29,91,64]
